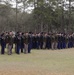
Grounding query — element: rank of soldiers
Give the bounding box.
[0,31,74,55]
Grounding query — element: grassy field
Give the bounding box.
[0,48,74,75]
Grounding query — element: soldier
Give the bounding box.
[32,34,36,49]
[68,33,74,48]
[34,33,37,49]
[65,34,69,48]
[5,32,9,48]
[40,32,43,49]
[71,34,74,48]
[62,33,66,49]
[37,33,41,49]
[51,33,56,50]
[60,33,63,49]
[43,33,47,49]
[14,33,17,53]
[16,32,21,54]
[21,33,24,53]
[55,33,58,49]
[57,33,62,49]
[7,31,13,55]
[32,33,39,49]
[23,32,30,54]
[46,33,51,49]
[0,33,6,54]
[73,33,74,47]
[28,32,33,53]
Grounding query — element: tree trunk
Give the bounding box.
[68,0,71,32]
[15,0,18,31]
[41,21,43,32]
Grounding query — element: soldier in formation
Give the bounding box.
[0,31,74,55]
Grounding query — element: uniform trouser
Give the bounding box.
[36,41,41,49]
[62,42,66,49]
[68,41,73,48]
[5,43,6,48]
[21,48,23,53]
[59,42,66,49]
[51,42,58,50]
[8,45,12,55]
[24,44,28,54]
[28,43,32,53]
[15,44,17,53]
[55,42,58,49]
[66,42,68,48]
[1,44,5,54]
[40,42,43,49]
[43,42,46,49]
[21,44,24,53]
[32,42,36,49]
[16,44,21,54]
[57,42,61,49]
[46,42,51,49]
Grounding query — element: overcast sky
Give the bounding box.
[0,0,74,13]
[0,0,34,13]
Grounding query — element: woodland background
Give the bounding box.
[0,0,74,33]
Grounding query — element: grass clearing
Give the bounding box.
[0,48,74,75]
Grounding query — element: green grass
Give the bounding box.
[0,48,74,75]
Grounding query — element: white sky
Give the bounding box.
[0,0,34,13]
[0,0,74,13]
[10,0,34,13]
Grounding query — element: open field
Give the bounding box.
[0,48,74,75]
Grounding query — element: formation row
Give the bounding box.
[0,31,74,55]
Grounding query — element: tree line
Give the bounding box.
[0,0,74,33]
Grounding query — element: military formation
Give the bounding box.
[0,31,74,55]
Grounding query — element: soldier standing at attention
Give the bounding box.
[46,33,51,49]
[34,34,38,49]
[51,33,55,50]
[37,33,40,49]
[1,33,6,54]
[28,32,33,53]
[73,33,74,47]
[54,33,58,49]
[40,32,43,49]
[57,33,62,49]
[68,33,74,48]
[62,33,66,49]
[32,34,36,49]
[16,32,21,54]
[43,33,47,49]
[65,34,69,48]
[7,31,13,55]
[21,33,24,53]
[23,32,30,54]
